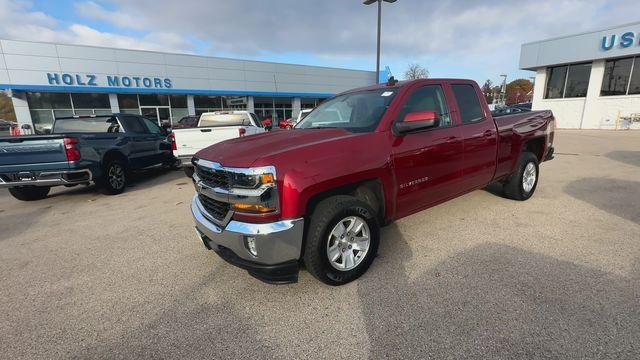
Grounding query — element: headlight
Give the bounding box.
[229,172,275,189]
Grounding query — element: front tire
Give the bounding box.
[8,186,51,201]
[503,152,539,201]
[303,195,380,286]
[99,160,127,195]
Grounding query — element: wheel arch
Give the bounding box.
[304,179,386,227]
[522,137,545,161]
[102,150,128,168]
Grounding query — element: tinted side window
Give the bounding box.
[452,84,484,124]
[396,85,451,127]
[142,118,162,134]
[121,115,146,133]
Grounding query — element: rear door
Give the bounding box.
[391,83,464,217]
[120,115,157,169]
[451,83,498,190]
[140,117,170,166]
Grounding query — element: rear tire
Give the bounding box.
[99,160,127,195]
[303,195,380,286]
[503,152,539,201]
[8,186,51,201]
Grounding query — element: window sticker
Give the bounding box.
[381,91,394,97]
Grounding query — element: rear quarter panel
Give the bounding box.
[494,110,553,179]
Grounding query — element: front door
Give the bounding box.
[391,84,464,218]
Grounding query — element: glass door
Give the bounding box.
[140,106,172,127]
[158,107,171,127]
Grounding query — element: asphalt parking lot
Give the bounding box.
[1,130,639,359]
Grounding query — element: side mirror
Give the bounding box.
[395,111,440,134]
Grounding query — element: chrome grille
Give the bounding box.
[195,164,230,189]
[198,193,230,222]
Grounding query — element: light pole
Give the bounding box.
[363,0,397,83]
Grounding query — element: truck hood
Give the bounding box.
[195,128,358,168]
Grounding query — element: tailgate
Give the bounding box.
[0,136,68,167]
[174,127,242,157]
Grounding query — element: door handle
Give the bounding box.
[200,129,212,132]
[483,130,493,138]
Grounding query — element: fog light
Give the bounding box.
[244,236,258,256]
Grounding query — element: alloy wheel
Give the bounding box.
[522,162,536,193]
[108,164,125,190]
[326,216,371,271]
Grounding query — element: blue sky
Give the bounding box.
[1,0,634,86]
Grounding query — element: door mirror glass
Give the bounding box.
[395,111,440,134]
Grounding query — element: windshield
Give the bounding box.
[296,89,397,132]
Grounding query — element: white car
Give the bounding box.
[172,111,265,176]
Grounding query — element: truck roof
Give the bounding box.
[339,78,478,96]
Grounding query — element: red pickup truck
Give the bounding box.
[190,78,555,285]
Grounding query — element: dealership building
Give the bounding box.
[0,39,378,134]
[520,21,640,129]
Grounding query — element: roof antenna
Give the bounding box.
[386,76,398,86]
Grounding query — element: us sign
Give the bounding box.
[601,31,639,51]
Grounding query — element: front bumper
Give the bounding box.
[0,169,92,188]
[191,195,304,284]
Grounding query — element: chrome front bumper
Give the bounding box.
[191,195,304,266]
[0,169,92,188]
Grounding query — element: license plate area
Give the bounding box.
[17,172,35,181]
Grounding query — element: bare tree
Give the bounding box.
[404,63,429,80]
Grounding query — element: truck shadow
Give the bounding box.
[606,151,640,167]
[357,224,639,358]
[564,177,640,225]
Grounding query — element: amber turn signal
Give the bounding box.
[260,173,275,184]
[232,203,275,213]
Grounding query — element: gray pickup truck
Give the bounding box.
[0,114,174,201]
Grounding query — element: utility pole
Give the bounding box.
[363,0,397,83]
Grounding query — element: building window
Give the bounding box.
[26,92,72,134]
[117,94,140,114]
[71,93,110,115]
[564,63,591,97]
[194,95,248,114]
[169,95,188,122]
[138,94,169,107]
[254,97,293,122]
[601,56,640,96]
[545,62,591,99]
[194,95,223,114]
